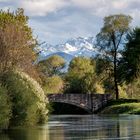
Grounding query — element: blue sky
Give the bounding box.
[0,0,140,45]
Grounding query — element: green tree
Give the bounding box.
[2,70,48,126]
[0,85,11,130]
[94,57,114,93]
[44,75,64,94]
[0,9,48,129]
[66,57,97,93]
[117,28,140,99]
[96,14,132,99]
[118,28,140,83]
[38,55,65,94]
[38,55,65,76]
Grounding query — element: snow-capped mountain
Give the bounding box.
[36,37,98,63]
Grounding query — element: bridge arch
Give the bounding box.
[47,93,112,114]
[50,101,92,114]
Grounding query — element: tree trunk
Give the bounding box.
[114,72,119,99]
[114,49,119,100]
[112,35,119,100]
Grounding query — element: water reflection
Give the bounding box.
[1,127,50,140]
[0,115,140,140]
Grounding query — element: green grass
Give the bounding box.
[100,99,140,114]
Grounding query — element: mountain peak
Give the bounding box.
[37,36,99,64]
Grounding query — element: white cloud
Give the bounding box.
[112,1,128,9]
[1,0,140,44]
[1,0,140,18]
[19,0,68,16]
[70,0,140,18]
[0,0,11,1]
[1,0,138,20]
[18,0,140,43]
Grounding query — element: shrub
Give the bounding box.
[44,75,64,94]
[0,85,11,130]
[2,70,49,126]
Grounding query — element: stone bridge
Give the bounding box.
[47,94,112,113]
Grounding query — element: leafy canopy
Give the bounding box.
[38,55,65,76]
[96,14,132,99]
[66,57,97,94]
[0,8,37,76]
[118,28,140,83]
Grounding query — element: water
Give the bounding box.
[0,115,140,140]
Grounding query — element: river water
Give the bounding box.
[0,115,140,140]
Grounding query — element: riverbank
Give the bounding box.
[99,99,140,114]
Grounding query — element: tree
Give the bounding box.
[117,28,140,99]
[118,28,140,83]
[38,55,65,94]
[38,55,65,76]
[2,70,48,126]
[65,57,97,93]
[44,75,64,94]
[0,9,48,128]
[96,14,132,99]
[94,57,114,93]
[0,8,38,80]
[0,85,11,129]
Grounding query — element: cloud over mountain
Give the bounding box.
[0,0,140,44]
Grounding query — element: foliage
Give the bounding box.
[44,75,64,94]
[0,8,38,80]
[125,78,140,99]
[65,57,103,93]
[1,70,48,126]
[38,55,65,94]
[38,55,65,76]
[93,57,114,93]
[96,14,132,99]
[0,9,49,130]
[68,57,95,76]
[0,85,11,130]
[118,28,140,83]
[100,99,140,114]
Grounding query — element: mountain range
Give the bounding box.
[36,37,99,63]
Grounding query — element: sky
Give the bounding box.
[0,0,140,45]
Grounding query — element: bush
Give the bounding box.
[0,85,11,130]
[44,75,64,94]
[2,70,49,126]
[101,103,140,114]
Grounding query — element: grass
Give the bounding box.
[100,99,140,114]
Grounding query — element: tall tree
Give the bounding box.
[0,8,37,78]
[38,55,65,93]
[66,57,97,93]
[118,28,140,83]
[96,14,132,99]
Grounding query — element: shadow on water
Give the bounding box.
[1,127,50,140]
[0,115,140,140]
